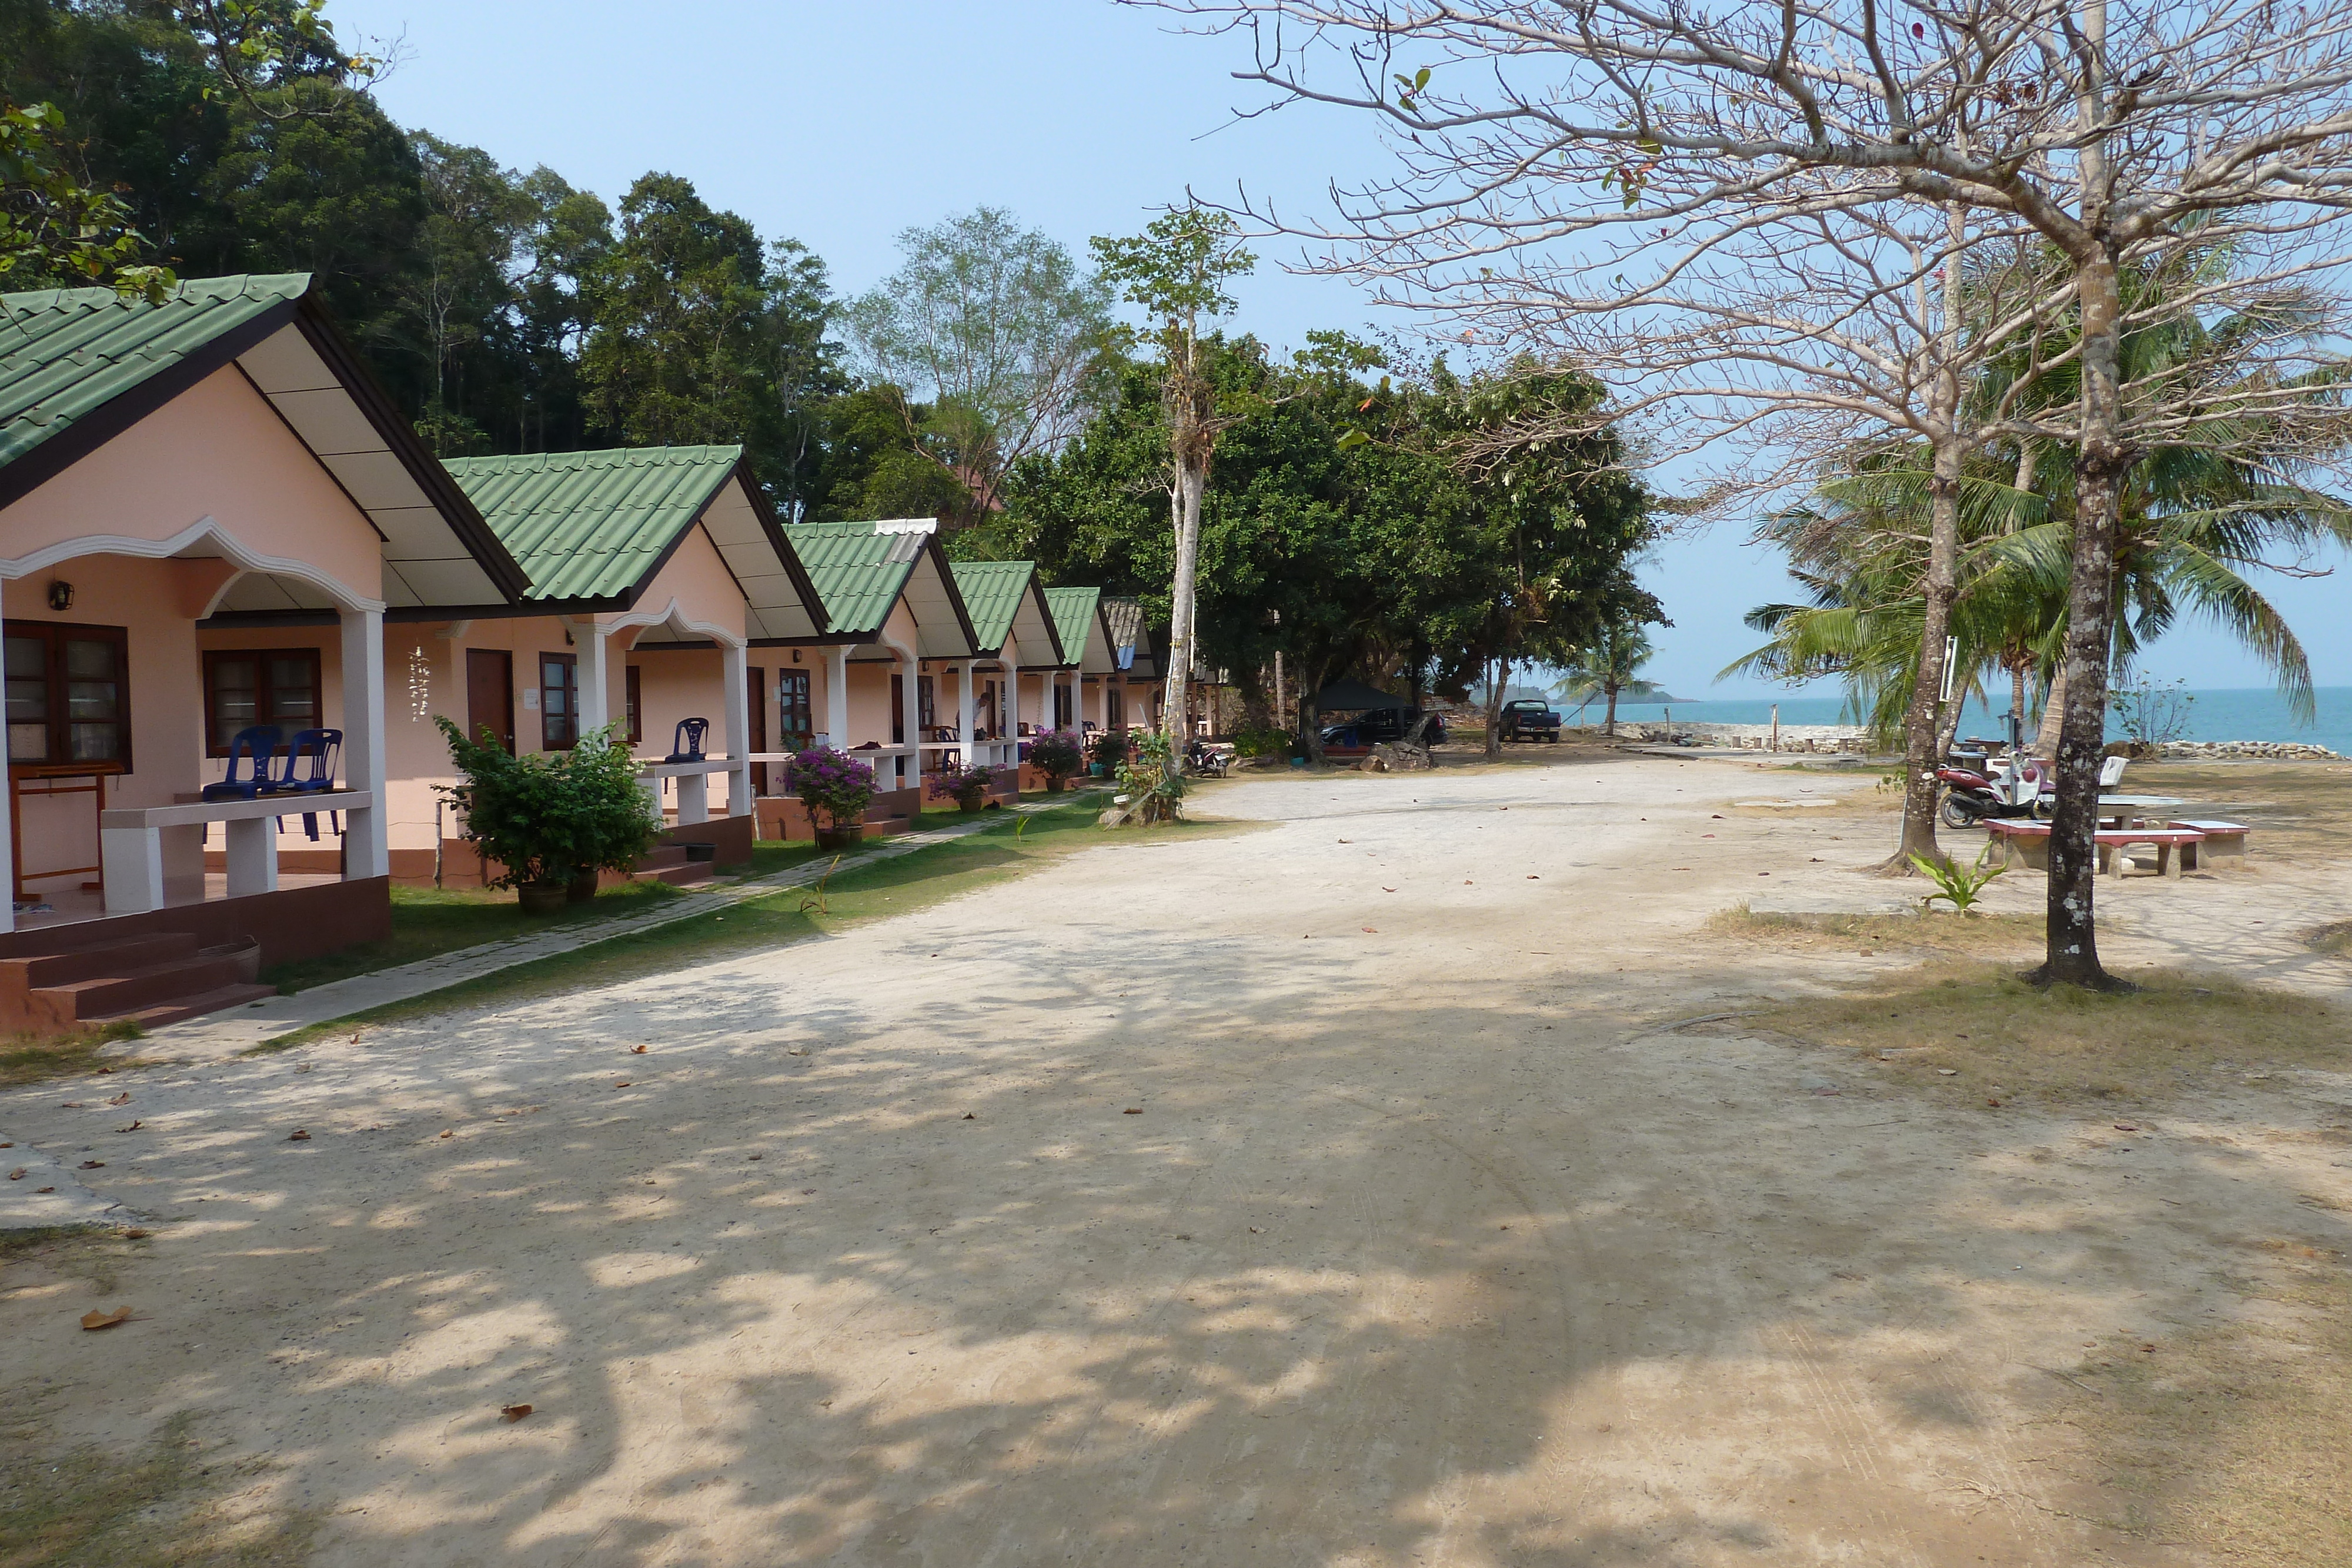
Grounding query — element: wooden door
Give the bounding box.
[890,673,905,744]
[747,666,769,795]
[465,649,514,754]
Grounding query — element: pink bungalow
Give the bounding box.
[759,518,981,838]
[0,275,530,1028]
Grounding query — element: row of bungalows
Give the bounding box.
[0,273,1164,1031]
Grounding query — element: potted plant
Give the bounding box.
[1110,728,1188,824]
[1085,729,1127,778]
[927,760,995,813]
[1029,728,1084,794]
[436,718,662,912]
[784,745,877,850]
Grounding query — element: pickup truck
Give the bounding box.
[1497,698,1563,743]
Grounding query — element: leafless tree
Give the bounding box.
[1140,0,2352,988]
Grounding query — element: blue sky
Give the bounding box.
[333,0,2352,700]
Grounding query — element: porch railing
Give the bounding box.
[99,790,375,913]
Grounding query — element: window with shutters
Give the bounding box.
[202,648,320,755]
[6,622,131,775]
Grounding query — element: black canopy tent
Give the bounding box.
[1311,677,1405,714]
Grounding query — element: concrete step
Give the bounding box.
[0,932,202,990]
[94,980,278,1029]
[636,845,693,871]
[32,944,262,1024]
[629,861,714,888]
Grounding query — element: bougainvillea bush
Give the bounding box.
[782,746,877,830]
[1028,728,1084,788]
[927,761,995,810]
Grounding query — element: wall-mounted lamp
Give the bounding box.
[791,648,802,664]
[46,580,73,612]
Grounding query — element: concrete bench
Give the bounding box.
[2169,820,2250,871]
[1984,820,2208,880]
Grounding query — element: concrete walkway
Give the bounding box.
[141,798,1086,1059]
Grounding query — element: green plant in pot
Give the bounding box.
[784,745,877,849]
[1086,728,1128,777]
[436,718,663,911]
[1029,728,1084,794]
[927,760,994,813]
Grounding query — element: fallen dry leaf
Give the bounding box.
[500,1403,533,1422]
[115,1121,141,1132]
[6,1169,24,1181]
[613,1080,632,1089]
[630,1044,647,1054]
[1122,1107,1142,1115]
[78,1161,103,1170]
[288,1129,310,1142]
[120,1228,149,1239]
[960,1113,975,1121]
[1382,886,1396,892]
[2115,1122,2141,1132]
[1362,927,1378,934]
[438,1129,453,1139]
[1937,1068,1959,1076]
[106,1092,130,1106]
[59,1101,82,1109]
[1526,874,1540,880]
[80,1308,132,1331]
[34,1186,54,1193]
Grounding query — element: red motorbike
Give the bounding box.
[1933,751,2052,828]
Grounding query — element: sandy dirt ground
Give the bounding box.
[4,750,2350,1566]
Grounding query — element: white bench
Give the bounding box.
[100,790,376,912]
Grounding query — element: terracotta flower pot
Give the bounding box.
[815,823,864,852]
[567,870,600,903]
[517,881,569,914]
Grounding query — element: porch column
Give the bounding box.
[0,596,11,931]
[823,646,850,749]
[955,660,977,774]
[901,653,923,798]
[721,638,750,818]
[574,621,611,737]
[339,606,389,880]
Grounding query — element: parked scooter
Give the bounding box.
[1185,739,1233,778]
[1933,751,2050,827]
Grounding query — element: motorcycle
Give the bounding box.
[1186,739,1234,778]
[1933,749,2050,828]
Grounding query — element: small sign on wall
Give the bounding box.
[522,687,539,710]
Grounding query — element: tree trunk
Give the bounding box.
[2033,663,2067,756]
[2010,663,2029,750]
[1887,440,1963,873]
[1160,462,1205,748]
[1483,656,1507,760]
[2033,249,2127,991]
[1603,681,1619,737]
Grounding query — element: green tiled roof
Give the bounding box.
[1043,586,1103,666]
[1,273,309,472]
[784,520,924,637]
[948,560,1040,652]
[443,446,744,600]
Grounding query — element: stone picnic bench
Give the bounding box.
[1984,818,2250,880]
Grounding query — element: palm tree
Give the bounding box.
[1553,618,1656,736]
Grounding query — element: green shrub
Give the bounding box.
[1114,730,1187,823]
[783,745,878,829]
[436,718,660,888]
[1232,724,1292,758]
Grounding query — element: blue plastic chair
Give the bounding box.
[664,717,709,763]
[202,726,284,802]
[263,727,342,841]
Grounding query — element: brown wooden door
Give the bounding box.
[747,665,769,795]
[465,648,514,753]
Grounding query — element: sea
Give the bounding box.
[1571,686,2352,753]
